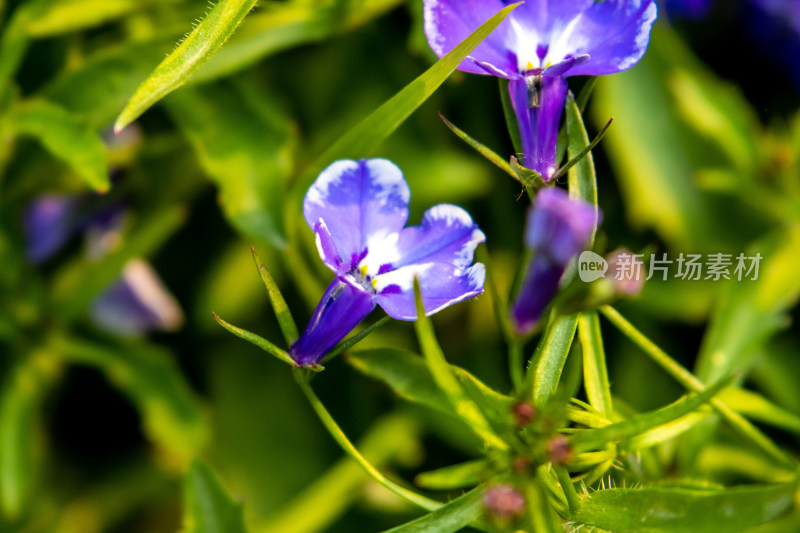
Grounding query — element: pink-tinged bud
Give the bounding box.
[546,435,573,465]
[512,456,531,473]
[482,484,526,521]
[605,249,645,297]
[512,401,536,427]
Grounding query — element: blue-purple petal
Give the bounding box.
[375,262,485,320]
[525,187,598,265]
[89,260,183,337]
[304,159,410,270]
[556,0,658,76]
[508,76,568,181]
[22,194,80,263]
[509,255,564,335]
[392,204,485,270]
[423,0,520,78]
[289,280,376,366]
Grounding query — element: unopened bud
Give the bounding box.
[483,484,526,521]
[605,248,645,297]
[546,435,573,465]
[512,401,536,426]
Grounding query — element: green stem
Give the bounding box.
[509,340,524,393]
[294,371,442,511]
[554,465,580,515]
[599,306,795,468]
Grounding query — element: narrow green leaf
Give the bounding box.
[251,246,298,345]
[509,155,545,193]
[575,76,598,113]
[296,2,521,189]
[600,305,794,467]
[212,313,296,368]
[498,78,523,157]
[51,207,185,322]
[629,411,711,450]
[380,486,484,533]
[184,460,248,533]
[527,477,564,533]
[348,348,514,432]
[52,336,209,459]
[27,0,148,37]
[0,353,55,518]
[260,414,423,533]
[415,460,487,491]
[579,313,613,417]
[570,374,734,453]
[573,482,797,533]
[115,0,260,131]
[413,286,509,451]
[194,0,403,83]
[527,313,579,409]
[564,93,599,243]
[294,372,441,511]
[44,40,172,128]
[719,388,800,435]
[15,100,109,192]
[165,82,296,248]
[439,113,518,181]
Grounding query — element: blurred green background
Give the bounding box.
[1,0,799,531]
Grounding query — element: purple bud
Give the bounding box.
[22,194,80,263]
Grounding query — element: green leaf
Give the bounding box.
[251,246,298,345]
[0,353,56,518]
[527,313,579,409]
[579,313,613,417]
[165,81,296,248]
[193,0,403,83]
[527,476,564,533]
[52,336,209,460]
[573,482,797,533]
[261,414,423,533]
[0,0,48,91]
[44,40,172,128]
[295,2,521,190]
[414,281,508,450]
[564,93,599,241]
[347,348,514,432]
[438,113,518,181]
[212,313,297,368]
[380,486,484,533]
[323,316,391,363]
[719,388,800,435]
[14,100,109,192]
[115,0,260,131]
[415,459,487,491]
[27,0,149,37]
[51,207,185,323]
[570,374,733,453]
[183,460,248,533]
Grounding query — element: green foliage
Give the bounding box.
[115,0,260,131]
[183,460,249,533]
[14,100,109,192]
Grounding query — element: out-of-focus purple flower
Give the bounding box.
[90,259,184,337]
[22,194,82,263]
[424,0,657,180]
[291,158,486,366]
[663,0,714,20]
[748,0,800,85]
[510,187,598,336]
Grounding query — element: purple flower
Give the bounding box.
[510,187,598,336]
[90,259,184,337]
[291,158,486,366]
[747,0,800,86]
[664,0,713,19]
[424,0,657,180]
[22,194,81,263]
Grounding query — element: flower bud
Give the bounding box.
[483,484,526,522]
